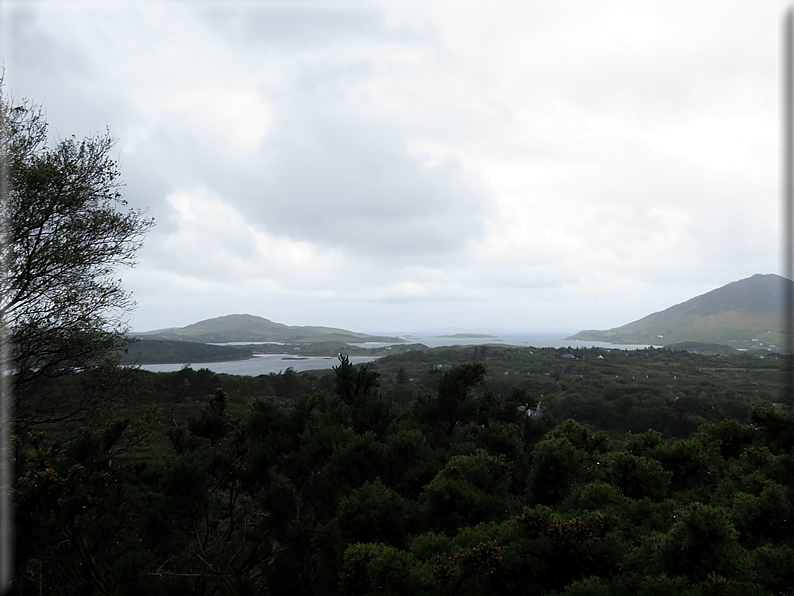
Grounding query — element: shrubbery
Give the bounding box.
[12,357,794,595]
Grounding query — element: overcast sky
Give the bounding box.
[1,0,788,333]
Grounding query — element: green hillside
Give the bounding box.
[121,339,255,364]
[144,313,405,344]
[566,273,792,350]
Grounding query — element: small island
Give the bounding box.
[432,333,497,339]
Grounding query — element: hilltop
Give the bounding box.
[566,273,791,350]
[138,313,406,345]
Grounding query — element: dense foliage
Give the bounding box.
[373,344,788,435]
[11,353,794,595]
[120,339,255,365]
[0,86,153,426]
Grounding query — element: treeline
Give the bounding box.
[119,338,431,364]
[126,345,785,443]
[130,365,332,404]
[12,357,794,594]
[373,345,786,438]
[120,339,255,364]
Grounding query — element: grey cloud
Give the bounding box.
[193,6,487,260]
[200,3,434,53]
[2,6,168,216]
[4,2,485,265]
[229,96,487,259]
[2,6,117,133]
[153,46,490,261]
[2,5,89,83]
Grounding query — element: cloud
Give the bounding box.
[2,0,786,333]
[185,5,491,260]
[244,97,488,258]
[8,1,490,263]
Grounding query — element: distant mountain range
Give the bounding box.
[566,273,792,351]
[138,313,406,345]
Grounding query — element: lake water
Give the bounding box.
[136,354,381,375]
[137,331,656,376]
[351,331,654,351]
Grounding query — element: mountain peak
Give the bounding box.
[143,314,405,344]
[567,274,792,350]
